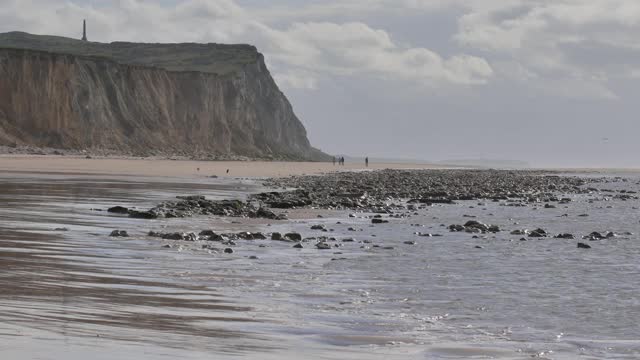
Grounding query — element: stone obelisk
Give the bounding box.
[82,20,87,41]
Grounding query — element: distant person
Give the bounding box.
[333,156,336,166]
[226,169,230,174]
[365,157,369,167]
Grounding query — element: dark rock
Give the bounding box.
[583,232,605,241]
[311,225,326,230]
[577,242,592,249]
[109,230,129,237]
[316,242,331,250]
[224,248,234,254]
[176,195,206,201]
[128,210,159,219]
[404,241,417,245]
[108,206,129,214]
[528,228,548,237]
[271,232,283,241]
[554,233,575,239]
[285,233,302,241]
[372,218,389,224]
[293,243,304,249]
[54,227,69,231]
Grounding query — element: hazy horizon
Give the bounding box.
[2,0,638,168]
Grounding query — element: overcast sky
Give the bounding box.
[2,0,639,167]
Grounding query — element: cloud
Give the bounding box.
[0,0,492,90]
[256,21,492,88]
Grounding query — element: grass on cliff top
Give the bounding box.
[0,32,259,75]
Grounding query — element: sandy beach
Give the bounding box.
[0,155,446,178]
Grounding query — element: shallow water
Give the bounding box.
[0,171,639,359]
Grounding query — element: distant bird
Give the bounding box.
[226,169,230,174]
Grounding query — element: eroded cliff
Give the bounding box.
[0,33,328,160]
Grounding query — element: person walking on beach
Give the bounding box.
[365,157,369,167]
[333,156,336,166]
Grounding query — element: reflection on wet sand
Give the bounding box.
[0,175,282,356]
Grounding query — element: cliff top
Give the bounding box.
[0,32,260,75]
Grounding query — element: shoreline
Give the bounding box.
[0,154,451,178]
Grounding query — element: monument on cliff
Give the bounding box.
[81,20,87,41]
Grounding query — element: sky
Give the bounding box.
[1,0,639,167]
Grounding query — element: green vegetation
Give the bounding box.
[0,32,259,74]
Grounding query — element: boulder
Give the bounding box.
[109,230,129,237]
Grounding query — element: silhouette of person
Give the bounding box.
[333,156,336,166]
[365,157,369,167]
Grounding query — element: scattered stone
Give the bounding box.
[224,248,234,254]
[577,242,592,249]
[54,227,69,231]
[293,243,304,249]
[316,242,331,250]
[311,225,326,230]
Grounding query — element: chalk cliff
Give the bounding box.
[0,32,328,160]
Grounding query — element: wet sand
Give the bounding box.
[2,169,640,359]
[0,155,445,178]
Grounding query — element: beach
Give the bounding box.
[0,155,445,178]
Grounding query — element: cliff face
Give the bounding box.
[0,33,328,160]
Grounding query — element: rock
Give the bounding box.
[372,218,389,224]
[528,228,548,237]
[54,227,69,231]
[293,243,304,249]
[285,233,302,241]
[176,195,206,201]
[554,233,575,239]
[271,232,283,241]
[107,206,129,214]
[224,248,234,254]
[162,244,172,248]
[128,210,159,219]
[311,225,326,230]
[577,242,592,249]
[475,245,484,249]
[109,230,129,237]
[511,229,528,235]
[249,256,259,260]
[342,238,356,242]
[544,204,556,209]
[404,241,417,245]
[316,242,331,250]
[162,232,196,241]
[583,232,605,241]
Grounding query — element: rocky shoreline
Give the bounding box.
[106,169,639,253]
